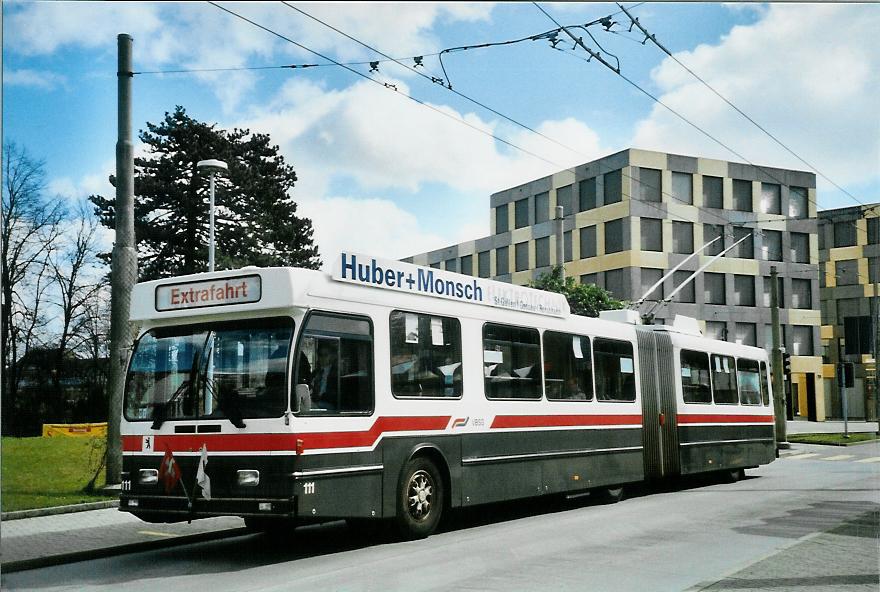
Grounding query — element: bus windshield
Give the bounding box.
[124,318,294,425]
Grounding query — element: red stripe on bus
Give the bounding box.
[491,414,644,429]
[677,414,774,424]
[122,416,451,453]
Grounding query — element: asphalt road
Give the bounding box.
[4,442,879,592]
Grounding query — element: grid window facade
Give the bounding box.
[789,186,808,219]
[730,227,754,259]
[762,276,784,307]
[515,198,529,229]
[791,278,812,309]
[460,254,473,276]
[733,275,756,306]
[869,217,880,244]
[704,224,725,256]
[478,251,491,278]
[605,218,624,253]
[640,268,664,301]
[762,230,783,261]
[534,192,550,224]
[496,246,509,276]
[790,232,810,263]
[580,273,598,286]
[834,221,857,247]
[760,183,781,214]
[671,172,693,205]
[535,237,550,268]
[792,325,814,356]
[673,270,696,303]
[495,204,508,234]
[604,268,626,300]
[732,179,752,212]
[557,185,573,216]
[579,178,597,211]
[515,241,529,272]
[835,259,858,285]
[672,221,694,254]
[704,272,726,305]
[641,218,663,252]
[735,323,757,346]
[564,231,573,262]
[445,258,457,272]
[705,321,727,341]
[703,176,723,208]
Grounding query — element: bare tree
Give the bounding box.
[2,142,64,434]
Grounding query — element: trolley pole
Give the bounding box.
[555,205,565,281]
[106,34,137,485]
[770,266,788,447]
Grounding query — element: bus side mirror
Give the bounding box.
[295,383,311,413]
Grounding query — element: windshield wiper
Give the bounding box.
[150,378,191,430]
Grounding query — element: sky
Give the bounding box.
[4,2,879,269]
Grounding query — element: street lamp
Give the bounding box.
[196,159,228,273]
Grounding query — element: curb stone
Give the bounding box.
[1,500,119,521]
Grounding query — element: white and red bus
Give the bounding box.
[119,253,776,538]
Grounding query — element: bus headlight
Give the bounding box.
[238,470,260,486]
[138,469,159,485]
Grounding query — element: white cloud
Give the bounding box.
[5,68,68,90]
[631,4,880,206]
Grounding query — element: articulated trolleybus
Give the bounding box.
[120,253,776,538]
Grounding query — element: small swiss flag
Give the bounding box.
[158,447,182,494]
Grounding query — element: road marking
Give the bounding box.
[820,454,854,461]
[787,453,820,460]
[854,456,880,463]
[138,530,180,538]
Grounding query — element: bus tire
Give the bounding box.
[722,468,745,483]
[596,486,625,504]
[395,457,444,539]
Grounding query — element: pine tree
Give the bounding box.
[91,106,320,281]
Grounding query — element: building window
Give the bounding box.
[580,225,597,258]
[791,325,814,356]
[764,324,786,352]
[673,270,696,303]
[869,217,880,244]
[515,241,529,272]
[705,321,727,341]
[762,230,783,261]
[579,177,597,211]
[704,272,726,305]
[604,170,622,205]
[496,246,509,276]
[478,251,491,278]
[430,262,441,269]
[460,254,473,276]
[791,278,812,309]
[640,268,664,302]
[535,192,550,224]
[593,338,636,402]
[604,268,626,300]
[543,331,593,401]
[762,276,784,307]
[580,273,598,286]
[760,183,781,214]
[515,198,529,229]
[844,316,873,355]
[495,204,509,234]
[790,232,810,263]
[734,322,757,346]
[834,221,857,247]
[557,185,573,217]
[733,275,756,306]
[671,172,693,205]
[638,167,662,202]
[818,223,826,251]
[835,259,858,285]
[711,354,738,404]
[870,258,880,283]
[789,186,808,219]
[640,218,663,252]
[535,237,550,268]
[444,258,457,272]
[704,224,725,256]
[605,218,624,253]
[672,221,694,254]
[564,231,573,262]
[483,323,542,400]
[390,311,462,398]
[703,176,723,208]
[681,350,712,404]
[732,179,752,212]
[730,227,754,259]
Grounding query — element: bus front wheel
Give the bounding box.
[395,457,444,539]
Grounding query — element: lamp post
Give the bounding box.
[196,159,228,272]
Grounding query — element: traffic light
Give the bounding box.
[782,352,791,379]
[837,362,855,389]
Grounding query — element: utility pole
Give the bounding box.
[555,205,565,281]
[770,266,788,446]
[106,34,137,486]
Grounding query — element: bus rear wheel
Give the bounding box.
[395,457,444,539]
[595,486,625,504]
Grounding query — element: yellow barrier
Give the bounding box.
[42,422,108,437]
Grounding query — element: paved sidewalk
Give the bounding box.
[786,419,878,435]
[0,507,247,572]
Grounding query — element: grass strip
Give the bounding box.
[787,432,879,446]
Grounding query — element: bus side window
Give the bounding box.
[760,361,770,406]
[711,354,738,404]
[737,359,762,405]
[295,313,374,414]
[483,323,542,400]
[390,311,462,398]
[680,350,712,404]
[594,338,636,402]
[543,331,593,401]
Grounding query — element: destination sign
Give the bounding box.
[155,275,262,311]
[331,252,568,317]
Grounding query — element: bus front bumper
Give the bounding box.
[119,494,297,521]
